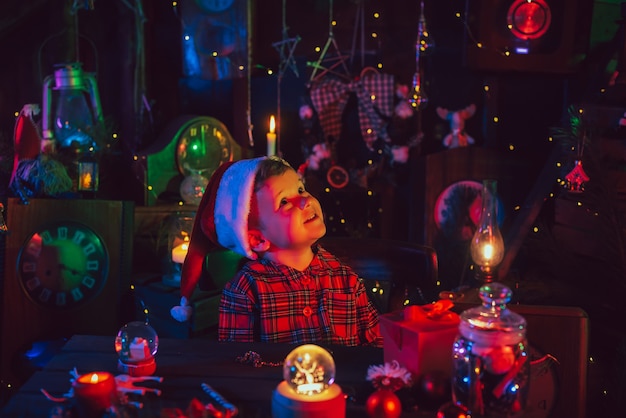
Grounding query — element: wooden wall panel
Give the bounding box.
[1,198,133,387]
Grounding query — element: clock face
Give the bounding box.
[175,116,235,179]
[17,221,109,310]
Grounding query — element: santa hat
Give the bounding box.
[171,156,268,322]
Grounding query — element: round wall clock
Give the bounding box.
[17,221,109,310]
[172,115,237,179]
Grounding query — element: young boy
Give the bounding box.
[171,156,382,347]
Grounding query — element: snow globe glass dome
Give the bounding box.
[114,321,159,376]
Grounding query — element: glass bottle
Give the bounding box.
[451,283,529,417]
[470,179,504,282]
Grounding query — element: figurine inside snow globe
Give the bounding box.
[114,321,159,376]
[272,344,345,418]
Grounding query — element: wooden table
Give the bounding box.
[0,335,433,417]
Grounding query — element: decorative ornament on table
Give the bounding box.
[365,360,413,418]
[436,104,476,149]
[451,283,530,417]
[436,401,472,418]
[180,168,210,205]
[161,383,238,418]
[41,367,163,417]
[272,344,345,418]
[115,321,159,377]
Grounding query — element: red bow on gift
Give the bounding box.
[404,300,457,322]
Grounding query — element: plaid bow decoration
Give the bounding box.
[310,73,395,150]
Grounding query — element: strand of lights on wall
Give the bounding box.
[454,6,518,59]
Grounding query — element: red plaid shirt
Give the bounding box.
[218,244,382,347]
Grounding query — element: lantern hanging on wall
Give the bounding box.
[42,62,104,152]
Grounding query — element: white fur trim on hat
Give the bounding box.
[214,157,267,259]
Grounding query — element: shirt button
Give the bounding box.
[301,277,311,285]
[303,306,313,317]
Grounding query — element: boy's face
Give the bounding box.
[252,169,326,250]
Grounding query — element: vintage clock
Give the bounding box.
[17,221,109,310]
[134,115,242,206]
[1,198,134,387]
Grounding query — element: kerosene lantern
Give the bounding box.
[42,62,104,151]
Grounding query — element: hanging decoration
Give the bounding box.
[272,0,301,80]
[564,159,589,193]
[310,70,395,150]
[436,104,477,148]
[308,0,352,85]
[409,1,434,110]
[270,0,301,157]
[349,0,366,70]
[550,105,592,194]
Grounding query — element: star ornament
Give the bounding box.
[307,34,352,83]
[272,34,301,77]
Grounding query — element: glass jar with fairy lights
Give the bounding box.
[451,283,529,417]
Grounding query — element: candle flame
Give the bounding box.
[482,243,494,260]
[269,115,276,133]
[90,373,99,383]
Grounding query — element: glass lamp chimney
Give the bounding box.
[470,179,504,282]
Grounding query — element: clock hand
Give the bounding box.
[58,263,82,276]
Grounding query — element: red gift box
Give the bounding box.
[379,301,460,380]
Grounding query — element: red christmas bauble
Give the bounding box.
[365,389,402,418]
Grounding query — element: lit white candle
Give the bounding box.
[267,115,277,156]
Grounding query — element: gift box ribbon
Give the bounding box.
[404,300,458,322]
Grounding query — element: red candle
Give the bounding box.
[73,372,118,417]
